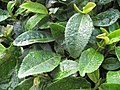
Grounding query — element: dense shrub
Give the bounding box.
[0,0,120,90]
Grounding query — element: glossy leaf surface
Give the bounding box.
[18,50,61,78]
[13,31,54,46]
[25,14,46,31]
[79,48,104,77]
[93,9,119,27]
[65,13,94,58]
[56,60,79,80]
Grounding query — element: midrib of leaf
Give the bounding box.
[21,56,60,75]
[82,42,104,75]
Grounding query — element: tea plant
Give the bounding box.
[0,0,120,90]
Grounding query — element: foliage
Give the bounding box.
[0,0,120,90]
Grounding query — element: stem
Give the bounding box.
[93,78,102,90]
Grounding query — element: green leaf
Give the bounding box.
[117,0,120,6]
[74,2,96,14]
[18,50,61,78]
[20,1,48,14]
[93,9,120,27]
[14,8,26,16]
[79,48,104,77]
[115,46,120,61]
[109,22,119,33]
[65,13,94,58]
[99,83,120,90]
[56,60,79,80]
[102,57,120,70]
[13,31,55,46]
[107,29,120,44]
[25,14,46,31]
[0,8,9,22]
[7,1,16,15]
[87,69,100,83]
[107,71,120,84]
[98,0,114,5]
[82,2,96,14]
[0,59,16,82]
[46,77,91,90]
[50,23,65,44]
[0,44,6,55]
[14,78,33,90]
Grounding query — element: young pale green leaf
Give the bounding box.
[93,9,120,27]
[25,14,46,31]
[87,69,100,83]
[20,1,48,14]
[79,48,104,77]
[0,8,9,22]
[56,60,79,80]
[13,31,55,46]
[82,2,96,14]
[14,78,33,90]
[115,46,120,61]
[98,0,114,5]
[65,13,94,58]
[18,50,61,78]
[107,71,120,84]
[46,77,91,90]
[107,29,120,44]
[7,1,15,15]
[99,83,120,90]
[102,57,120,70]
[50,23,65,44]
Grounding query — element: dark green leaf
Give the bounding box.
[14,78,33,90]
[98,0,114,5]
[102,57,120,70]
[87,69,100,83]
[109,22,119,33]
[46,77,91,90]
[93,9,120,27]
[0,8,9,22]
[13,31,55,46]
[65,13,94,58]
[20,1,48,14]
[50,23,65,44]
[18,50,61,78]
[79,48,104,77]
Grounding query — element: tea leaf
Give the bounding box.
[107,71,120,84]
[18,50,61,78]
[93,9,120,27]
[115,46,120,61]
[65,13,94,58]
[13,31,55,46]
[20,1,48,14]
[79,48,104,77]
